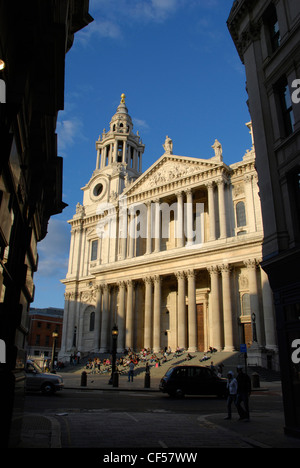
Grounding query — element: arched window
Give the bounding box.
[236,201,246,227]
[89,311,95,331]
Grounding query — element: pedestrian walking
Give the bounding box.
[224,371,237,420]
[128,360,135,382]
[236,365,251,421]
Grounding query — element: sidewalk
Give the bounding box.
[16,369,300,449]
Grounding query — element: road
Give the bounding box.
[23,385,284,449]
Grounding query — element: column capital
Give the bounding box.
[176,190,184,199]
[244,174,253,184]
[219,263,231,274]
[244,258,260,269]
[205,180,214,189]
[175,270,186,280]
[186,269,196,279]
[143,276,153,285]
[153,274,161,284]
[207,265,219,275]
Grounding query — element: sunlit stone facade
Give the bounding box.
[60,95,278,369]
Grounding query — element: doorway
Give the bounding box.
[196,304,204,351]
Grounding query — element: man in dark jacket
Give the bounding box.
[236,365,251,421]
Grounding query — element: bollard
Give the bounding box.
[144,372,150,388]
[113,371,119,388]
[81,370,87,387]
[251,372,260,388]
[144,364,151,388]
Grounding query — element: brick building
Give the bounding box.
[27,308,63,360]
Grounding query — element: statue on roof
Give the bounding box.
[163,135,173,154]
[212,139,223,161]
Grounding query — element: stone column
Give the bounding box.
[185,189,194,245]
[260,267,277,350]
[207,181,216,241]
[244,259,262,346]
[96,149,101,170]
[101,146,106,169]
[67,230,75,275]
[93,285,102,351]
[126,280,134,350]
[144,277,153,349]
[153,275,162,352]
[220,264,235,351]
[187,270,197,352]
[113,141,118,162]
[146,201,152,255]
[154,199,161,253]
[176,271,187,349]
[128,207,135,258]
[77,298,84,351]
[117,281,126,352]
[207,266,222,350]
[217,179,227,239]
[100,284,109,352]
[65,292,77,351]
[61,293,71,354]
[244,175,256,232]
[118,205,127,260]
[122,140,127,163]
[176,191,184,247]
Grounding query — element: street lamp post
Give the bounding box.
[109,324,119,387]
[50,331,58,373]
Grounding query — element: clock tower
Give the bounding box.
[82,94,145,211]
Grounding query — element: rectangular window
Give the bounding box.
[91,240,98,261]
[264,3,281,53]
[35,334,40,345]
[287,168,300,239]
[277,78,295,137]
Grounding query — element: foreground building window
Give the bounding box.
[264,3,281,53]
[277,77,295,137]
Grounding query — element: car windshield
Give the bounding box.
[27,361,42,373]
[165,367,175,377]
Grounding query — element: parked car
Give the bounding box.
[25,359,64,395]
[159,365,227,398]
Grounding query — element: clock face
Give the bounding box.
[91,178,107,201]
[93,183,103,197]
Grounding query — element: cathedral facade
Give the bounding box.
[60,95,278,369]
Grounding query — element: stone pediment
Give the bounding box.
[124,154,223,196]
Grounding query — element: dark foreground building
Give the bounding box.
[0,0,92,447]
[228,0,300,437]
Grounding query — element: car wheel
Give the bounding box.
[175,388,185,398]
[41,382,55,395]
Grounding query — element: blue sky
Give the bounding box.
[32,0,251,310]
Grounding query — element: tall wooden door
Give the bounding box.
[243,323,252,347]
[196,304,204,352]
